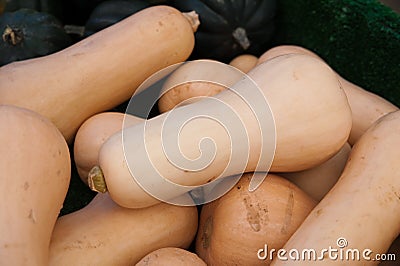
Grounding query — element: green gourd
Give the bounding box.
[0,8,72,66]
[3,0,62,19]
[171,0,276,62]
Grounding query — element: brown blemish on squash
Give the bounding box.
[3,242,24,249]
[141,256,151,265]
[394,191,400,201]
[322,252,329,259]
[28,209,36,223]
[201,216,213,249]
[64,239,105,250]
[281,190,294,234]
[53,149,62,158]
[263,204,269,226]
[23,181,29,191]
[292,71,299,80]
[243,195,261,232]
[71,52,85,57]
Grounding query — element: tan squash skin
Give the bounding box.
[257,45,317,64]
[158,59,235,113]
[91,53,352,208]
[158,56,259,113]
[258,45,399,145]
[340,78,399,145]
[195,173,317,266]
[0,105,71,266]
[92,54,352,207]
[281,142,351,201]
[49,193,198,266]
[229,54,259,73]
[158,81,227,113]
[74,112,144,184]
[136,247,207,266]
[271,110,400,266]
[0,6,198,144]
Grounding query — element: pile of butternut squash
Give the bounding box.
[0,5,399,266]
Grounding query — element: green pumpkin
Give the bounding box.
[84,0,150,37]
[171,0,277,62]
[0,8,72,66]
[4,0,62,19]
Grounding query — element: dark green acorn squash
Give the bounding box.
[0,8,72,66]
[171,0,276,62]
[3,0,62,19]
[84,0,150,37]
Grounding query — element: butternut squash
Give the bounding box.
[0,6,199,143]
[280,142,351,201]
[229,54,259,73]
[49,193,198,265]
[340,78,398,145]
[195,173,317,266]
[90,53,352,209]
[136,247,207,266]
[74,112,144,184]
[158,60,236,113]
[257,45,317,64]
[271,110,400,265]
[158,57,259,113]
[257,45,399,145]
[0,105,71,266]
